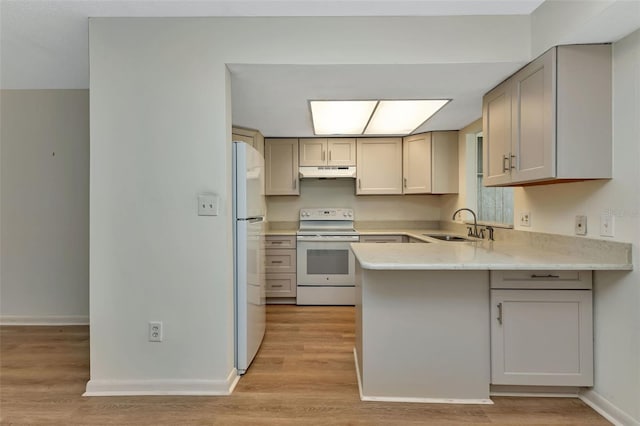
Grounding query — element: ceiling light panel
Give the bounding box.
[364,100,449,135]
[310,100,377,135]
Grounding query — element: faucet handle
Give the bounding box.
[467,226,473,237]
[485,226,495,241]
[479,228,486,239]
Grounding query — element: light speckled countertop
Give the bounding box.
[265,223,632,270]
[351,240,633,271]
[265,227,454,240]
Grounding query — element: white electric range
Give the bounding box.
[296,208,359,305]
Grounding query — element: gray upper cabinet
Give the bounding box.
[232,126,264,158]
[402,131,458,194]
[483,80,513,186]
[482,44,612,187]
[356,138,403,195]
[265,138,299,195]
[299,138,356,166]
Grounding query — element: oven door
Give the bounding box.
[297,237,359,286]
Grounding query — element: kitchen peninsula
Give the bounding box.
[351,240,632,404]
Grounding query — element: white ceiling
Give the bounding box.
[4,0,638,137]
[229,63,525,136]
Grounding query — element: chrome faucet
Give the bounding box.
[452,208,482,239]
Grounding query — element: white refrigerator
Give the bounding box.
[233,142,266,375]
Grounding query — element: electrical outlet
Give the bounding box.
[148,321,163,342]
[197,194,218,216]
[575,215,587,235]
[519,211,531,227]
[600,214,615,237]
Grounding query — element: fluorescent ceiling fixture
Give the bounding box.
[364,100,450,135]
[310,100,377,135]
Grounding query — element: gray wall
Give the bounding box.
[1,89,89,324]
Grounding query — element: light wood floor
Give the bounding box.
[1,305,610,425]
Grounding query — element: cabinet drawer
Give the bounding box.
[265,249,296,274]
[266,235,296,249]
[360,235,405,243]
[491,270,592,290]
[266,273,297,297]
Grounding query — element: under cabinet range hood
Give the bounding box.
[299,166,356,179]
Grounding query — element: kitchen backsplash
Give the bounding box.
[266,178,442,222]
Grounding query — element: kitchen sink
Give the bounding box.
[423,234,470,242]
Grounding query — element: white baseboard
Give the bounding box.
[0,315,89,325]
[83,369,240,396]
[579,389,639,426]
[353,347,492,405]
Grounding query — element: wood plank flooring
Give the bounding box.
[1,305,610,425]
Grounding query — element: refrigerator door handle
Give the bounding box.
[248,217,265,224]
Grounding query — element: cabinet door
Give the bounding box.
[402,133,431,194]
[265,139,299,195]
[482,79,513,186]
[360,235,404,243]
[491,289,593,386]
[299,138,327,166]
[253,131,264,159]
[431,131,459,194]
[327,138,356,166]
[356,138,402,195]
[511,48,556,183]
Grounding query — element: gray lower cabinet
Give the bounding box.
[490,271,593,386]
[265,235,296,299]
[359,235,406,243]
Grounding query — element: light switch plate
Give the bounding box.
[575,215,587,235]
[519,211,531,227]
[600,214,615,237]
[198,194,218,216]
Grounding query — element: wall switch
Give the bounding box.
[198,194,218,216]
[600,214,615,237]
[575,215,587,235]
[148,321,163,342]
[519,211,531,227]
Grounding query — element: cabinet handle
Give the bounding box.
[271,284,283,288]
[502,155,510,173]
[271,260,283,264]
[293,179,297,190]
[322,151,325,161]
[329,150,332,161]
[497,302,503,325]
[403,177,407,188]
[530,274,560,279]
[510,154,516,170]
[270,241,283,244]
[358,178,361,189]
